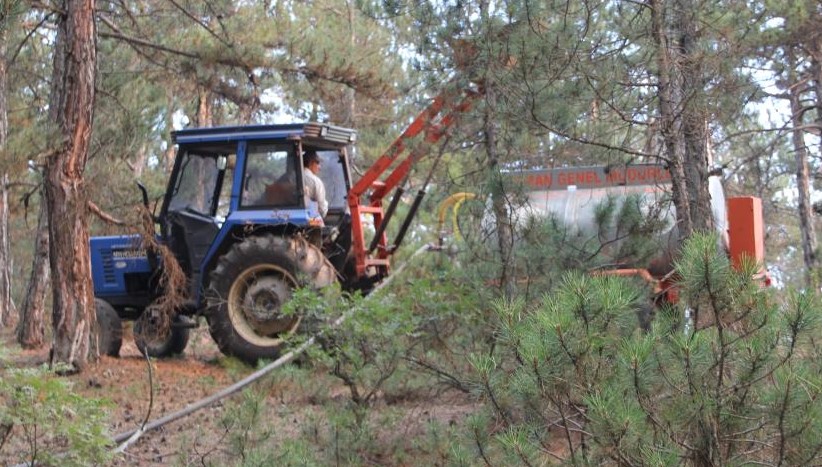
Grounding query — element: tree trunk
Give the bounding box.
[0,15,7,146]
[676,0,713,233]
[651,0,692,241]
[131,145,147,178]
[788,46,818,286]
[340,0,357,127]
[814,42,822,164]
[478,0,514,298]
[0,3,10,327]
[485,93,514,299]
[164,89,176,173]
[0,173,15,326]
[650,0,713,241]
[45,0,98,370]
[16,200,49,348]
[196,87,213,126]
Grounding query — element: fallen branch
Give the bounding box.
[113,351,155,453]
[111,244,431,450]
[88,201,125,226]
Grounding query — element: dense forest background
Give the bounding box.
[3,0,822,465]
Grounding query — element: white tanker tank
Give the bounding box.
[502,164,730,279]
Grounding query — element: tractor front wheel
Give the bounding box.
[94,299,123,357]
[205,235,336,363]
[134,312,193,358]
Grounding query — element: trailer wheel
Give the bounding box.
[134,313,192,358]
[205,235,336,364]
[94,299,123,357]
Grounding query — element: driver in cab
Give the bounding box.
[302,150,328,218]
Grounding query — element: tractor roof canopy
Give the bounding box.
[172,122,357,148]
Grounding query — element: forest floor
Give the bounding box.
[0,323,480,466]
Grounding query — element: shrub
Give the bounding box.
[0,363,113,466]
[458,232,822,465]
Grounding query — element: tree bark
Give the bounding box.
[813,41,822,164]
[0,19,11,327]
[676,0,713,233]
[788,46,818,286]
[164,89,176,173]
[0,173,15,326]
[650,0,713,241]
[0,15,7,147]
[340,0,357,127]
[196,87,213,126]
[16,200,49,348]
[45,0,98,370]
[651,0,692,241]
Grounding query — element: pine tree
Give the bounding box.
[45,0,98,370]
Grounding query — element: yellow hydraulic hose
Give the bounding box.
[436,192,477,247]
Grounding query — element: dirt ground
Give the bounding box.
[0,322,479,466]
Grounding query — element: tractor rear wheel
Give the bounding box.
[94,299,123,357]
[205,235,336,363]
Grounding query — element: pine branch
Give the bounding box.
[166,0,233,49]
[97,15,199,59]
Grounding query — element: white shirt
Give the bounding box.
[303,169,328,217]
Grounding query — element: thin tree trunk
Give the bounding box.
[45,0,98,370]
[0,173,15,326]
[16,200,49,348]
[676,0,713,233]
[650,0,714,240]
[131,145,147,178]
[340,0,356,127]
[164,89,176,173]
[196,87,213,127]
[788,46,818,286]
[650,0,693,241]
[814,43,822,164]
[0,15,7,146]
[478,0,514,298]
[0,18,10,327]
[485,91,514,299]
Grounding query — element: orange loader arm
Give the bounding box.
[347,84,482,281]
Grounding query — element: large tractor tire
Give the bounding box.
[94,299,123,357]
[205,234,336,363]
[134,313,193,358]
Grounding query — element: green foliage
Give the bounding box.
[0,364,113,466]
[268,255,491,464]
[457,232,822,465]
[218,386,279,466]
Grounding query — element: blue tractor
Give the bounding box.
[90,123,361,362]
[88,87,480,363]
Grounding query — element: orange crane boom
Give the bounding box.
[347,84,482,280]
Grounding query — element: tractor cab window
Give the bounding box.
[242,143,300,209]
[168,144,235,216]
[314,149,348,213]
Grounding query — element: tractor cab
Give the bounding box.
[157,123,357,298]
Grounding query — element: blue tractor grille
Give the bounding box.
[100,249,116,284]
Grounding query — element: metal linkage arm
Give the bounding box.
[347,84,482,281]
